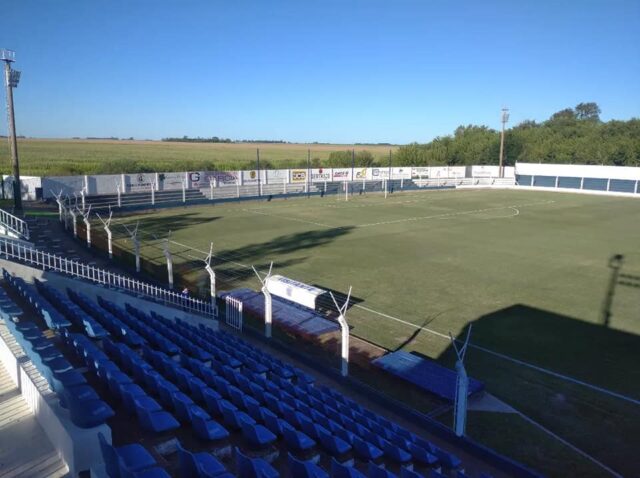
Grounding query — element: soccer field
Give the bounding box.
[109,188,640,476]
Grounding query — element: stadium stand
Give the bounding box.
[0,258,542,477]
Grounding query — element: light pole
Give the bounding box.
[498,108,509,178]
[1,49,22,212]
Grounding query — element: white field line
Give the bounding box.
[513,406,624,478]
[246,189,483,212]
[353,200,553,228]
[242,199,555,231]
[241,208,335,229]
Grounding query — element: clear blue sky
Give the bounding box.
[2,0,639,144]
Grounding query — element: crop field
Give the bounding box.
[0,138,397,176]
[104,188,640,477]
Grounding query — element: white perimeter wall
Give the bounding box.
[515,162,640,180]
[37,163,640,199]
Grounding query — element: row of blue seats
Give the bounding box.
[89,295,179,355]
[0,286,23,317]
[34,279,109,338]
[67,288,147,347]
[3,270,70,329]
[61,329,180,434]
[103,337,238,445]
[0,282,114,429]
[180,317,313,384]
[148,307,311,385]
[167,318,459,473]
[123,301,463,475]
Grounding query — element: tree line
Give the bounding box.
[390,103,639,167]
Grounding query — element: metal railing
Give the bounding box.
[0,208,29,240]
[0,237,214,316]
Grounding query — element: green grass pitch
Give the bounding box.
[108,188,640,477]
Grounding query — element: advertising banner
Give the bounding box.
[332,168,352,181]
[471,165,500,178]
[191,171,240,187]
[125,173,154,192]
[267,169,289,183]
[311,168,332,182]
[242,170,260,185]
[265,275,327,310]
[368,168,390,180]
[290,169,308,183]
[159,172,185,190]
[354,168,368,180]
[411,167,430,179]
[391,167,412,179]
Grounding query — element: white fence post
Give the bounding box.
[97,210,113,259]
[163,233,173,289]
[330,287,352,377]
[252,262,274,338]
[204,242,217,316]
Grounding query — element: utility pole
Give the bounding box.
[498,108,509,178]
[1,49,22,213]
[256,148,261,197]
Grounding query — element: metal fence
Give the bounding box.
[0,237,214,316]
[0,208,29,240]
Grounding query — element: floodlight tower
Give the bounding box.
[498,108,509,178]
[1,49,22,213]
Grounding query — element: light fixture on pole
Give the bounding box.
[498,108,509,178]
[1,49,22,213]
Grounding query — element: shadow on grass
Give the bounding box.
[116,212,221,238]
[437,303,640,398]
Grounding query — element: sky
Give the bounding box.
[1,0,639,144]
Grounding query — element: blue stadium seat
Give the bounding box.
[407,443,438,468]
[368,463,398,478]
[135,402,179,433]
[352,435,383,461]
[382,440,412,466]
[120,386,151,414]
[433,447,461,471]
[62,389,114,429]
[221,400,255,430]
[287,453,329,478]
[190,406,230,441]
[235,447,279,478]
[317,425,351,456]
[400,468,425,478]
[98,433,157,478]
[330,458,366,478]
[241,420,277,447]
[177,441,228,477]
[263,408,286,437]
[281,421,315,453]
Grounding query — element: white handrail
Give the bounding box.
[0,208,29,240]
[0,237,214,316]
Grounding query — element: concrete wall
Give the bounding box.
[515,162,640,180]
